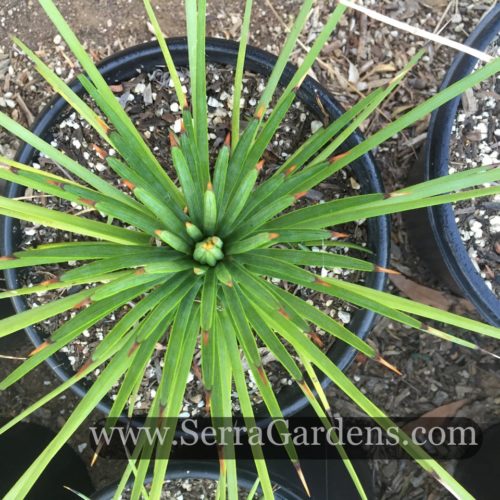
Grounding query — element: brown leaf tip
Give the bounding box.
[91,144,108,159]
[47,179,63,187]
[169,131,179,147]
[29,340,52,357]
[314,277,331,287]
[78,197,96,207]
[298,380,315,399]
[122,179,136,191]
[76,358,93,376]
[40,278,60,286]
[207,181,213,191]
[268,232,280,240]
[308,332,324,348]
[255,105,265,120]
[202,329,209,347]
[329,151,350,164]
[255,160,265,171]
[285,165,297,176]
[278,307,290,319]
[224,132,231,147]
[374,265,400,275]
[294,191,308,200]
[257,365,268,384]
[205,391,212,414]
[73,297,92,310]
[128,342,140,357]
[0,255,17,261]
[376,354,402,376]
[330,231,349,239]
[96,117,111,134]
[293,461,311,497]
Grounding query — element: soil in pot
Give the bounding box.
[449,34,500,298]
[16,62,371,416]
[120,477,261,500]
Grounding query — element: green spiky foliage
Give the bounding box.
[0,1,499,499]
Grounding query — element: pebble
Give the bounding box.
[53,34,62,45]
[134,83,146,94]
[338,310,351,324]
[311,120,323,133]
[207,96,221,108]
[172,118,183,133]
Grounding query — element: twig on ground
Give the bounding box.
[339,0,494,62]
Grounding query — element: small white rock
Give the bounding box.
[207,96,221,108]
[338,310,351,324]
[311,120,323,134]
[172,118,183,133]
[134,83,146,94]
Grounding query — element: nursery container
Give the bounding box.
[0,420,93,499]
[406,5,500,326]
[1,37,390,418]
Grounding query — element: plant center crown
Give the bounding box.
[193,236,224,267]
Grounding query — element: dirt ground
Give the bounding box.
[0,0,499,498]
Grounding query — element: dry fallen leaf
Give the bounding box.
[403,399,469,435]
[390,274,454,309]
[389,274,475,313]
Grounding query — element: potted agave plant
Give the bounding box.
[0,0,500,499]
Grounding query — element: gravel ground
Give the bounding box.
[0,0,499,498]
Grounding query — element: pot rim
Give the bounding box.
[1,36,389,419]
[422,5,500,326]
[90,460,302,500]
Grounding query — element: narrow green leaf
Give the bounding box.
[203,183,217,235]
[226,232,279,255]
[232,0,253,149]
[212,137,230,202]
[4,336,136,500]
[143,0,187,108]
[0,197,149,245]
[219,308,274,498]
[201,269,218,332]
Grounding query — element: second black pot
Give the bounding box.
[91,456,374,500]
[405,5,500,326]
[0,420,93,500]
[1,37,389,419]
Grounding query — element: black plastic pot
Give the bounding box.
[90,456,373,500]
[1,38,389,418]
[454,423,500,500]
[91,460,302,500]
[405,5,500,326]
[0,420,93,499]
